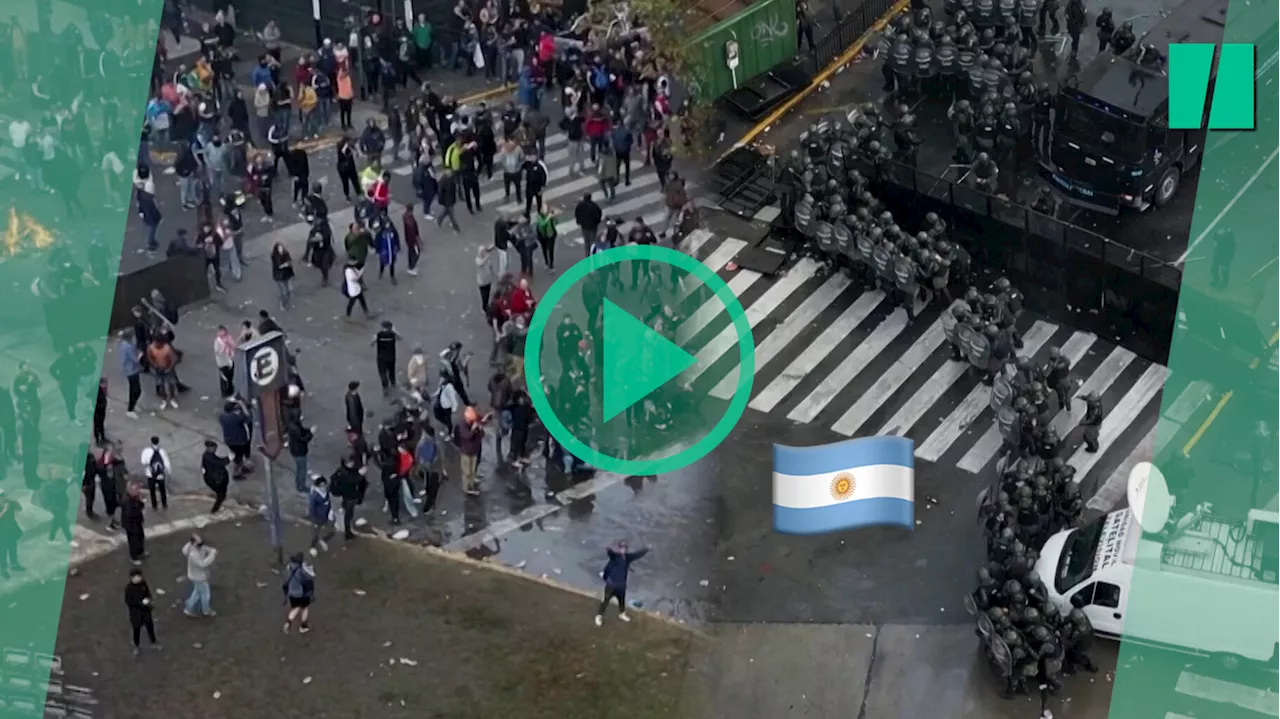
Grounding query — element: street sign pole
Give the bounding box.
[234,331,290,567]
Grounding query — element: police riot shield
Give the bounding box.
[965,328,992,370]
[795,201,814,236]
[996,405,1018,443]
[829,141,847,172]
[833,223,853,256]
[873,244,895,279]
[987,634,1014,678]
[1001,0,1020,24]
[915,46,936,79]
[937,45,957,78]
[975,0,996,26]
[976,611,996,638]
[942,306,961,344]
[964,593,980,617]
[894,257,918,293]
[990,376,1014,412]
[856,234,876,266]
[815,222,836,254]
[892,40,914,79]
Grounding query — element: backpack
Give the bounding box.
[591,67,608,90]
[148,447,167,480]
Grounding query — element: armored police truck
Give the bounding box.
[1033,463,1279,669]
[1038,0,1228,214]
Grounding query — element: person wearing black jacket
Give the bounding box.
[120,482,147,563]
[125,568,161,655]
[477,112,497,179]
[574,193,602,254]
[336,139,361,201]
[436,169,461,232]
[459,143,482,214]
[345,381,365,436]
[288,422,315,494]
[200,441,231,513]
[248,154,276,221]
[330,458,363,540]
[524,159,548,216]
[82,451,99,518]
[286,147,310,206]
[377,442,403,525]
[561,108,586,174]
[175,142,200,210]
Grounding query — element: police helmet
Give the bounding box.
[976,151,991,163]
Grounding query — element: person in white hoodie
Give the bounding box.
[182,533,218,617]
[140,436,172,510]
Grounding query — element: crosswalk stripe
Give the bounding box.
[496,168,661,215]
[1051,346,1137,438]
[885,321,1057,441]
[709,272,852,400]
[831,318,948,436]
[680,239,746,301]
[1069,363,1169,479]
[751,291,886,413]
[1155,380,1213,455]
[1087,427,1156,511]
[681,228,716,256]
[786,307,909,424]
[683,259,820,386]
[955,330,1098,473]
[680,270,763,341]
[1175,670,1280,716]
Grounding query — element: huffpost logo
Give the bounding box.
[1169,43,1257,130]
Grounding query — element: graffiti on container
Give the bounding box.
[751,15,791,44]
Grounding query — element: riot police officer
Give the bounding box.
[997,102,1021,167]
[1015,0,1037,49]
[973,151,999,192]
[1079,392,1103,452]
[1031,83,1052,153]
[1065,0,1086,57]
[1095,8,1115,52]
[894,113,923,167]
[1040,346,1070,408]
[1038,0,1060,36]
[1113,20,1136,54]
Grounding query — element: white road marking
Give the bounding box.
[830,318,947,436]
[786,308,910,424]
[750,291,885,413]
[1069,363,1169,480]
[1175,670,1280,716]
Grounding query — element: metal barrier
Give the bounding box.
[800,0,898,77]
[866,156,1184,291]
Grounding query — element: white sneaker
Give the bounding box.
[158,400,168,410]
[618,613,631,623]
[318,540,328,551]
[126,411,139,419]
[309,547,318,557]
[168,399,179,409]
[594,615,603,627]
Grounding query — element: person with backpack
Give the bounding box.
[282,553,316,634]
[596,143,619,202]
[411,158,438,220]
[523,157,548,217]
[595,540,649,626]
[651,128,675,189]
[139,436,171,510]
[663,172,690,241]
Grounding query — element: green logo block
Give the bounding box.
[526,245,756,475]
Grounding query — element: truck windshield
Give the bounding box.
[1057,98,1146,164]
[1055,520,1104,594]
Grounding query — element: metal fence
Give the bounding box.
[860,155,1184,291]
[799,0,898,77]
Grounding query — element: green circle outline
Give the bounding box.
[525,244,756,476]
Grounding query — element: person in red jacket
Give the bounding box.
[508,277,536,318]
[369,170,391,212]
[584,104,610,163]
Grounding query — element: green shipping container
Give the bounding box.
[686,0,799,103]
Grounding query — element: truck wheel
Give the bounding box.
[1216,653,1243,672]
[1154,166,1182,207]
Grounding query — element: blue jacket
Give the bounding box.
[137,191,162,225]
[283,561,315,599]
[250,65,273,90]
[601,547,648,588]
[308,488,332,523]
[119,340,141,377]
[376,226,400,264]
[517,69,537,108]
[218,409,251,446]
[610,126,633,155]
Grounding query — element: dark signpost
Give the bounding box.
[234,331,289,565]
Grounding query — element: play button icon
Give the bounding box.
[526,244,755,476]
[601,299,697,423]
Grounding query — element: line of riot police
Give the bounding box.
[786,113,975,321]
